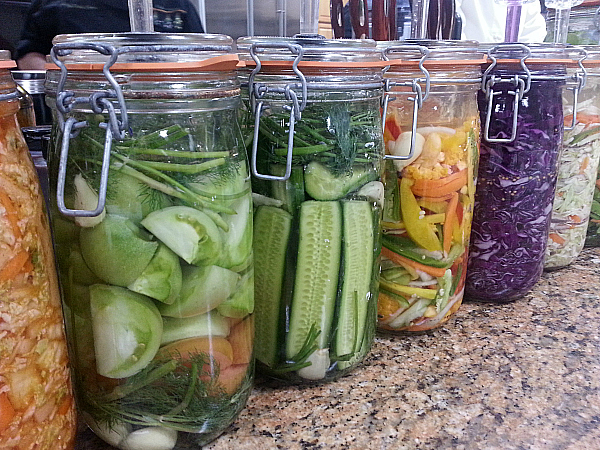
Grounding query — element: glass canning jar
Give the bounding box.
[0,50,76,449]
[376,41,484,332]
[545,46,600,266]
[545,4,600,45]
[45,33,253,449]
[466,44,570,302]
[237,35,384,383]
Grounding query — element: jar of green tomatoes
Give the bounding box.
[237,35,384,383]
[545,46,600,266]
[376,41,484,332]
[45,33,254,449]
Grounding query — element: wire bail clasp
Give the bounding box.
[381,44,430,162]
[482,44,532,143]
[249,42,307,181]
[50,42,129,218]
[564,47,588,131]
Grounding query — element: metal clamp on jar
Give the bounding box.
[376,40,484,332]
[238,35,385,383]
[45,33,254,450]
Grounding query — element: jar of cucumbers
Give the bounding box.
[45,33,254,449]
[377,41,484,332]
[237,35,385,383]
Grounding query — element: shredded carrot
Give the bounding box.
[0,250,30,282]
[0,392,15,432]
[381,246,447,278]
[0,191,21,239]
[410,169,468,198]
[580,156,590,174]
[549,233,566,245]
[564,113,600,126]
[57,395,72,416]
[443,193,459,254]
[569,215,582,224]
[591,219,600,224]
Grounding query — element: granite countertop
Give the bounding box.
[77,247,600,450]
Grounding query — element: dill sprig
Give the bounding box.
[83,353,245,433]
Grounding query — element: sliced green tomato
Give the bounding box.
[217,270,254,318]
[80,215,159,287]
[105,169,172,225]
[159,265,240,318]
[161,311,230,346]
[89,285,163,379]
[216,195,253,269]
[400,177,442,252]
[141,206,222,266]
[73,173,105,228]
[127,244,183,304]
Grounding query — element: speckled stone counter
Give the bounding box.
[77,247,600,450]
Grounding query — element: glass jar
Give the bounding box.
[0,50,76,449]
[237,35,384,383]
[466,44,569,302]
[545,46,600,267]
[45,34,253,449]
[545,5,600,45]
[376,41,484,332]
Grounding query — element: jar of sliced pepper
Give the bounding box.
[467,44,570,301]
[45,33,254,449]
[545,46,600,267]
[376,41,484,332]
[237,35,384,383]
[0,50,76,449]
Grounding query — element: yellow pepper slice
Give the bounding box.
[400,177,442,252]
[380,279,438,300]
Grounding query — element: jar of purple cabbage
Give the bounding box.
[545,47,600,269]
[466,44,570,302]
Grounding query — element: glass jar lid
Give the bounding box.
[380,40,486,67]
[236,35,383,69]
[49,33,238,72]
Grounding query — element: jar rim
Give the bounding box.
[236,35,382,67]
[50,32,237,69]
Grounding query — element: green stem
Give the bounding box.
[115,147,230,159]
[167,362,198,416]
[274,144,332,157]
[141,158,227,174]
[102,360,178,402]
[112,164,187,200]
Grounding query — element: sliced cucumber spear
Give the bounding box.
[286,201,342,360]
[335,201,375,360]
[253,206,292,367]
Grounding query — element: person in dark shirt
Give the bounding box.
[16,0,204,69]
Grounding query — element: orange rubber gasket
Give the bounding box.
[46,53,239,72]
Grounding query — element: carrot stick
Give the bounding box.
[0,392,15,432]
[381,246,447,278]
[443,193,459,254]
[410,169,468,198]
[0,250,30,282]
[580,156,590,174]
[57,395,72,416]
[0,191,20,239]
[549,233,566,245]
